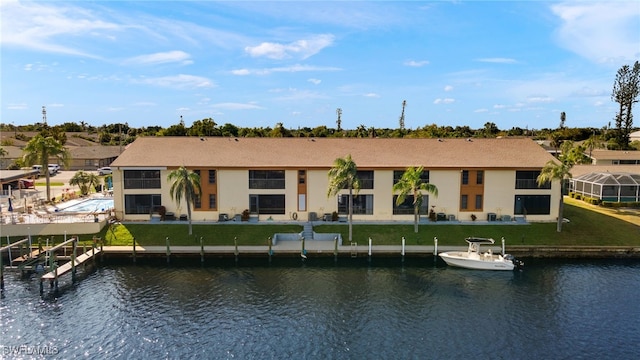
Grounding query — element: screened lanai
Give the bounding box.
[569,172,640,202]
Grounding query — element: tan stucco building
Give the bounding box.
[110,137,560,223]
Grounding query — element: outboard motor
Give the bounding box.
[504,254,524,270]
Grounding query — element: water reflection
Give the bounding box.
[1,258,639,359]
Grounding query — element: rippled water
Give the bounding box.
[1,258,639,359]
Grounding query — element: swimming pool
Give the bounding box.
[59,198,114,213]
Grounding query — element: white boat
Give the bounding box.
[438,237,523,271]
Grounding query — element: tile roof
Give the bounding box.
[111,137,555,169]
[68,146,122,159]
[589,150,640,161]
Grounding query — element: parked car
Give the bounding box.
[97,167,112,175]
[19,179,35,188]
[48,164,60,174]
[32,164,56,176]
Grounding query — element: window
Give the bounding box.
[338,194,373,215]
[461,170,469,185]
[125,194,161,214]
[514,195,551,215]
[476,171,484,185]
[461,195,468,210]
[249,194,285,214]
[393,195,429,215]
[124,170,161,189]
[249,170,285,189]
[208,170,216,184]
[209,194,217,209]
[194,169,200,177]
[393,170,429,184]
[194,194,201,209]
[516,171,550,189]
[298,170,306,184]
[356,171,374,189]
[475,194,483,209]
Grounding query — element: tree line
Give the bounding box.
[1,61,639,151]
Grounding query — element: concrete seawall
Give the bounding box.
[93,243,640,259]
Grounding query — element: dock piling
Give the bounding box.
[132,237,136,263]
[165,237,170,264]
[200,237,204,264]
[368,237,372,257]
[71,239,77,282]
[434,237,438,257]
[234,237,238,257]
[401,237,406,257]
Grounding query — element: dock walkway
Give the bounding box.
[41,248,102,280]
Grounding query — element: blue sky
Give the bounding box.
[1,1,639,131]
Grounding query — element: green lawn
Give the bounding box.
[84,202,639,247]
[97,223,303,246]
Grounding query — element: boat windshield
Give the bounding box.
[465,237,495,245]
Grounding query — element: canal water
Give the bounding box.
[1,257,639,359]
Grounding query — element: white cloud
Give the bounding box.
[231,69,251,76]
[230,64,341,76]
[124,51,193,66]
[245,34,335,60]
[551,2,640,63]
[494,104,506,109]
[571,87,608,97]
[133,102,157,107]
[363,93,380,98]
[133,74,214,89]
[433,98,455,104]
[527,96,554,103]
[0,0,120,57]
[7,103,28,110]
[476,58,518,64]
[474,108,489,113]
[212,102,264,110]
[308,78,322,85]
[444,85,454,92]
[404,60,429,67]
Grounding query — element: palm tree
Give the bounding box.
[393,166,438,233]
[22,134,70,202]
[167,166,202,235]
[327,154,360,242]
[537,159,573,233]
[69,170,101,195]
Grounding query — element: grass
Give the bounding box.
[97,223,303,246]
[35,181,65,186]
[82,201,639,247]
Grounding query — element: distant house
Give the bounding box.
[0,146,22,170]
[0,145,121,171]
[588,150,640,165]
[66,146,121,170]
[110,137,560,223]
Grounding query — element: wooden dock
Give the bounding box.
[39,237,103,294]
[41,248,102,281]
